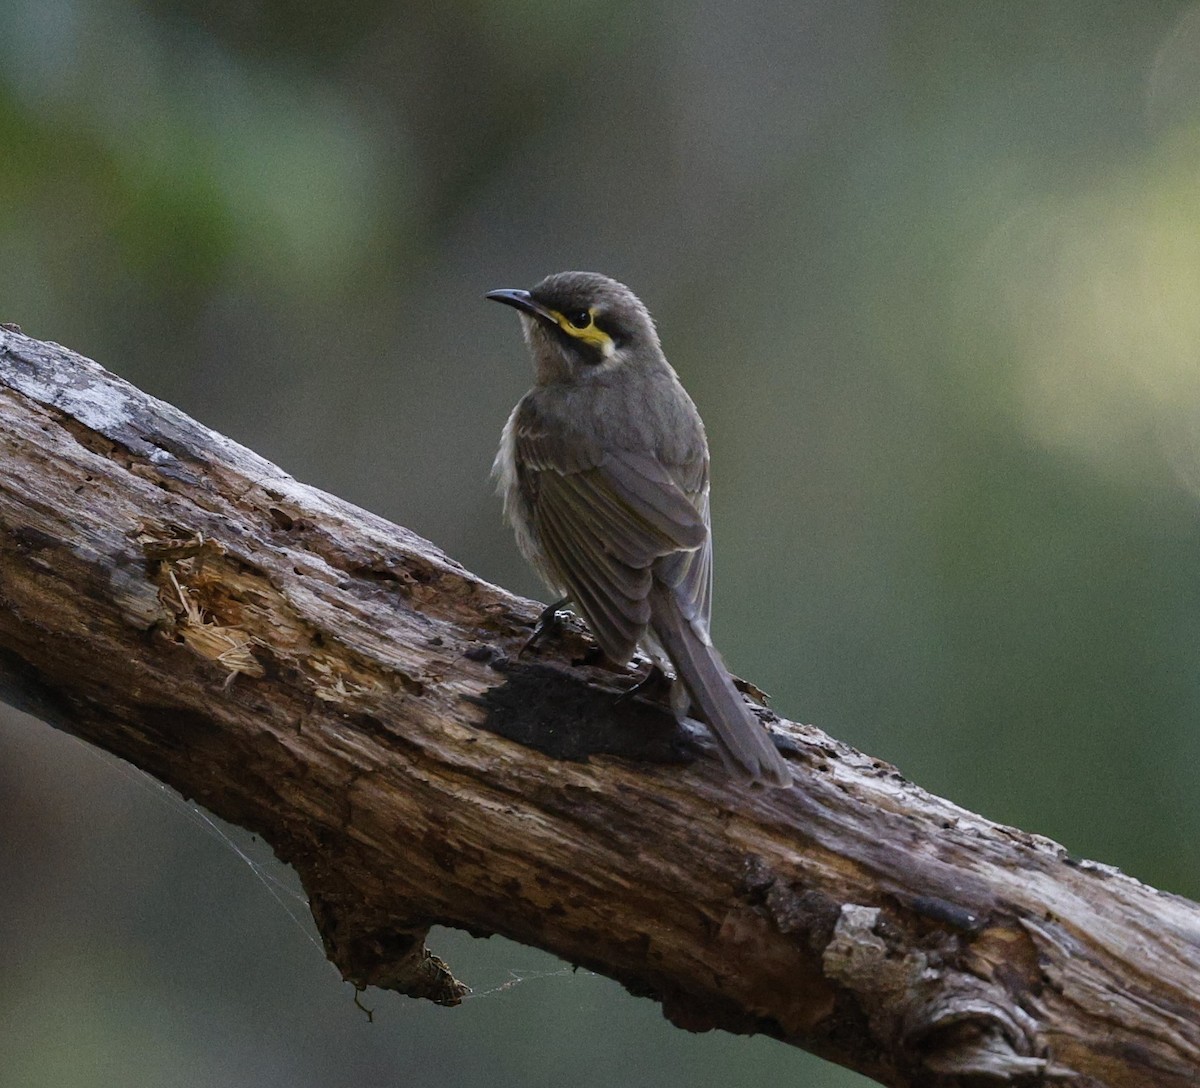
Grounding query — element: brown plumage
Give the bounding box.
[489,271,791,788]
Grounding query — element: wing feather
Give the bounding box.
[653,488,712,630]
[536,501,644,660]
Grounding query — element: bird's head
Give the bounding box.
[486,271,661,384]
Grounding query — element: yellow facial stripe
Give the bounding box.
[550,307,614,353]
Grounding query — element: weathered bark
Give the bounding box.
[1,325,1197,1088]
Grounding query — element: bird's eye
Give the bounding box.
[567,309,591,329]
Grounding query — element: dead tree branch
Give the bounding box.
[1,326,1198,1088]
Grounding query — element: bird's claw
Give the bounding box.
[520,597,570,656]
[616,662,672,706]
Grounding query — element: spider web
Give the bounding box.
[80,740,598,1009]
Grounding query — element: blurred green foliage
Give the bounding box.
[4,2,1200,1086]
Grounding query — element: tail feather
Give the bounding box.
[648,584,792,789]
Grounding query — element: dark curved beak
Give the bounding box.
[485,288,557,324]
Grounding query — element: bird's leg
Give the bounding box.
[616,661,673,706]
[520,597,571,656]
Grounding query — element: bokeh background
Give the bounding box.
[4,2,1200,1086]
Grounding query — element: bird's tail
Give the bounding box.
[648,584,792,789]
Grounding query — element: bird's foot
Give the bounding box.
[616,662,672,706]
[520,597,571,656]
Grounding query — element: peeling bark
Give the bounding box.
[1,327,1198,1088]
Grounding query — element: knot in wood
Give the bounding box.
[822,903,1075,1083]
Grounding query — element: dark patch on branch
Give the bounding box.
[471,658,697,766]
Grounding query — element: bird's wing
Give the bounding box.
[617,448,713,633]
[514,412,709,664]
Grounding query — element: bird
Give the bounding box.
[486,271,792,789]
